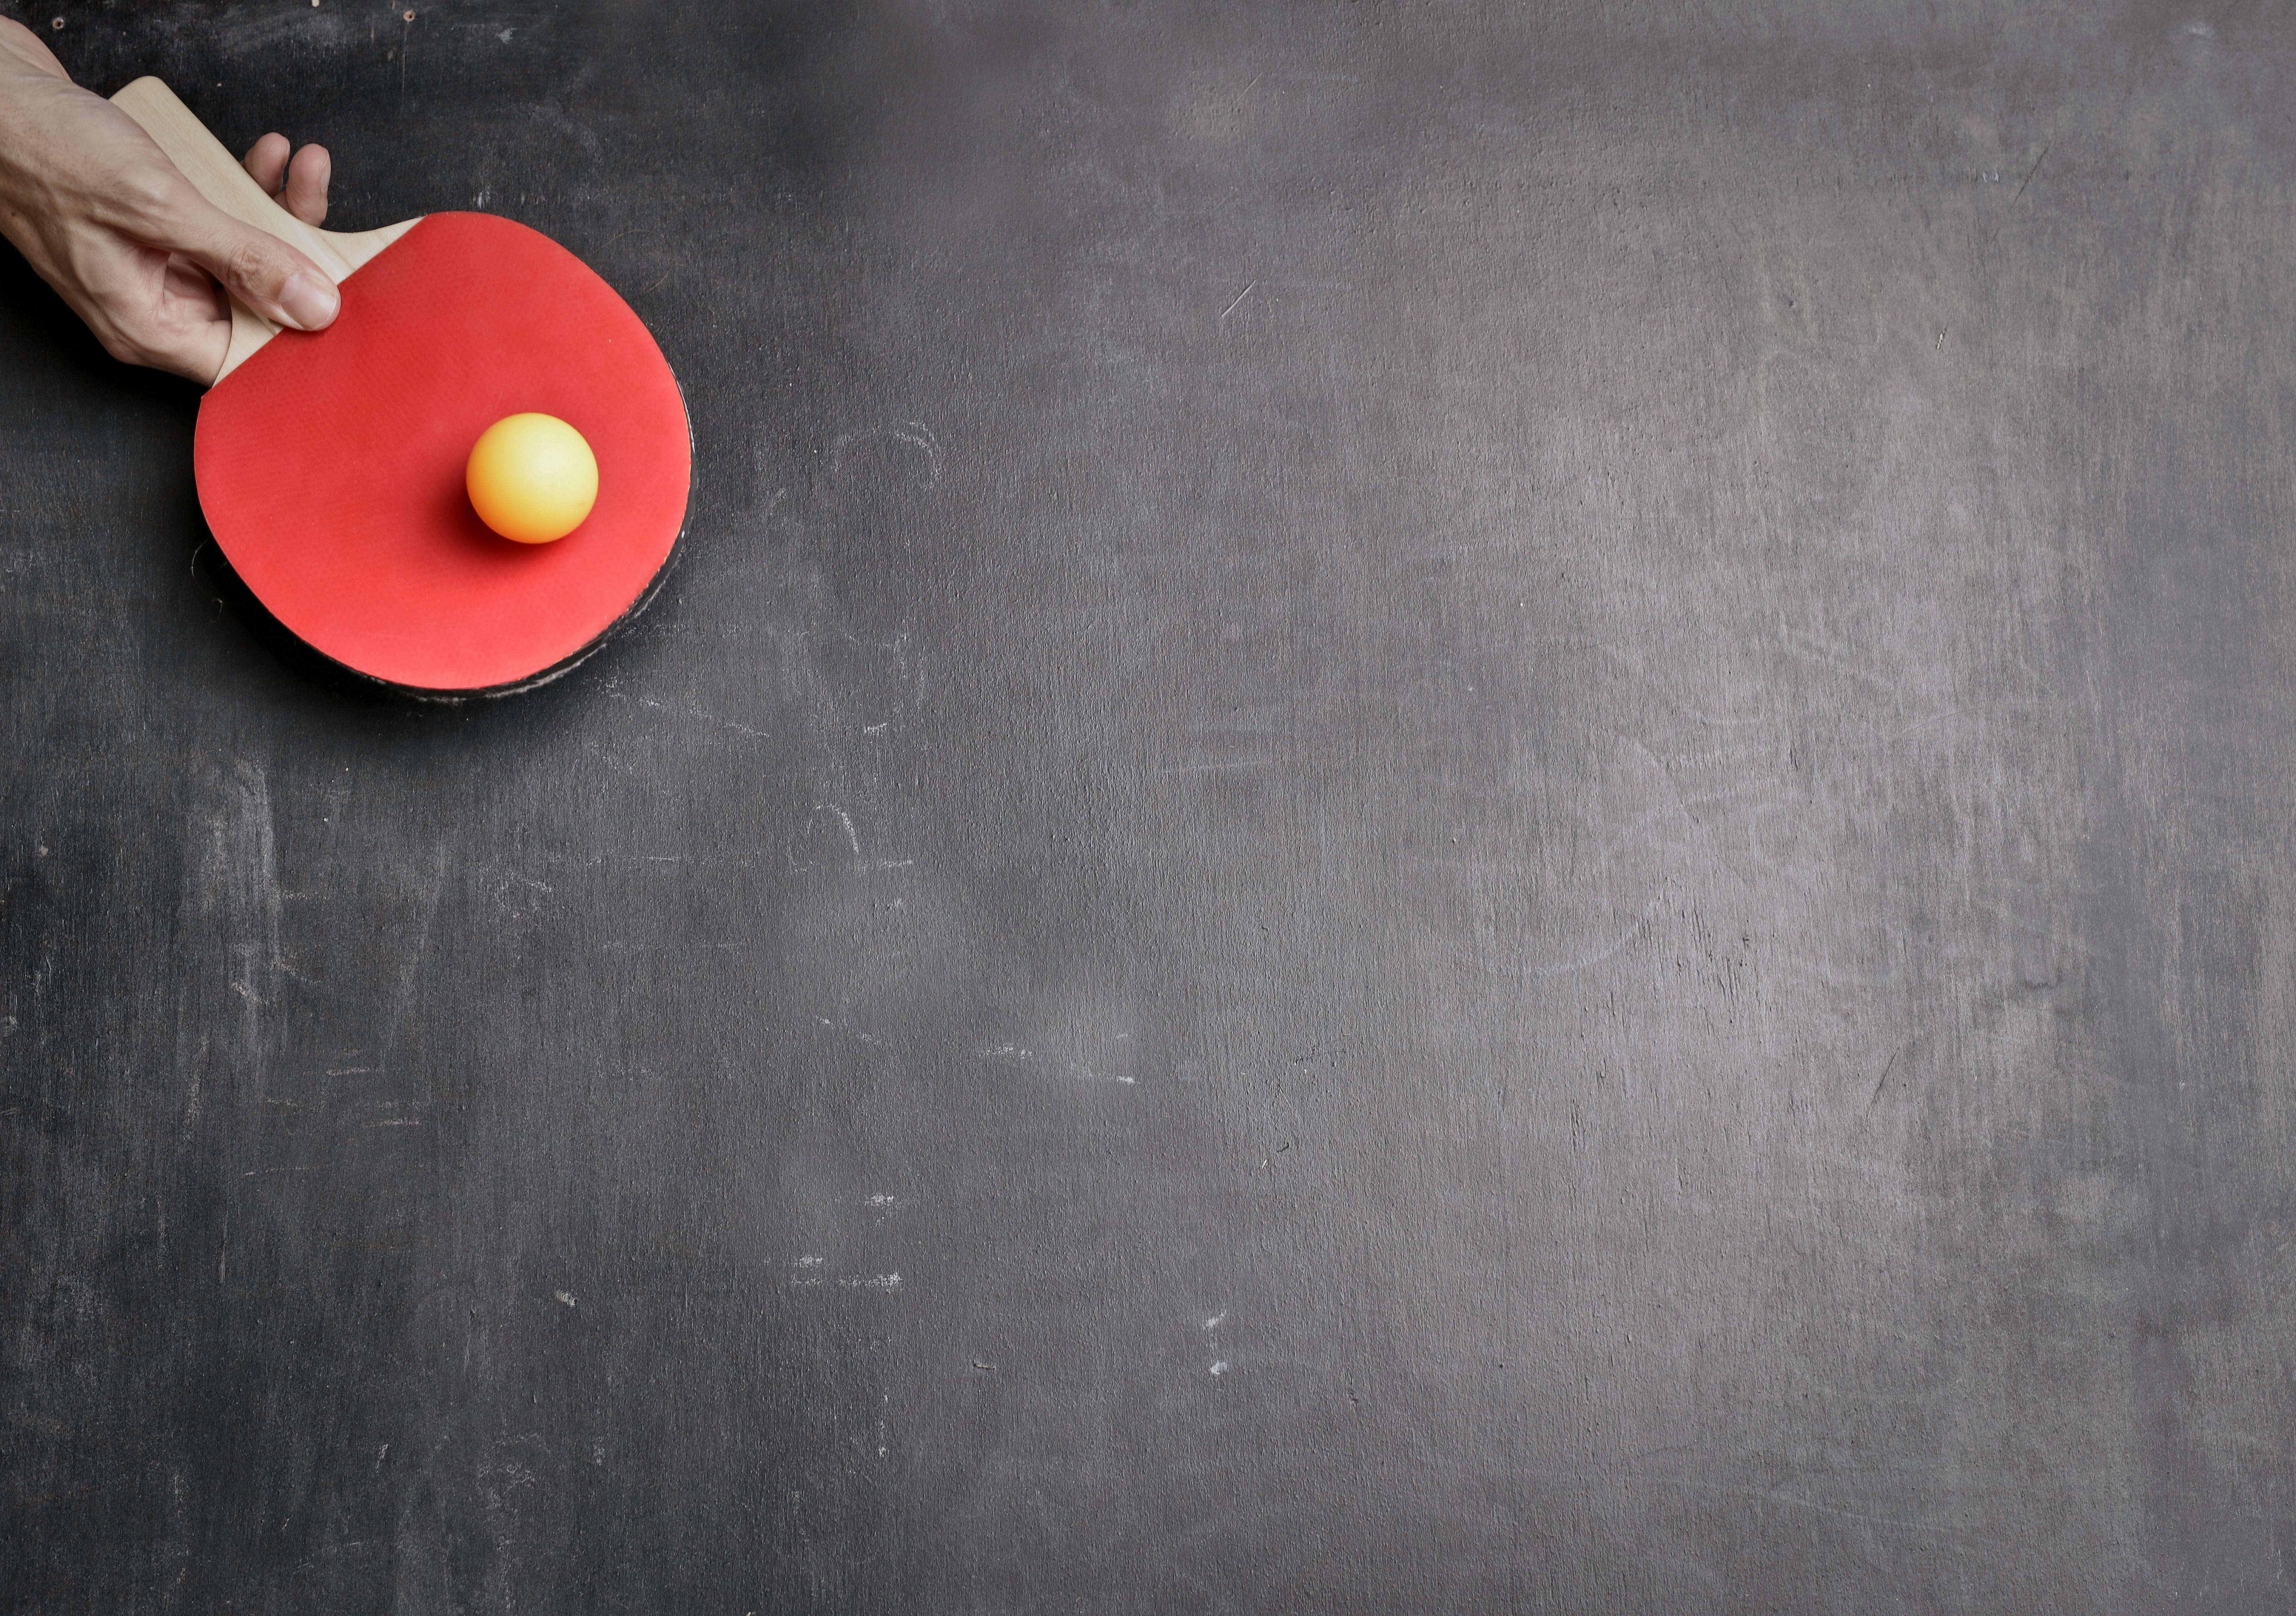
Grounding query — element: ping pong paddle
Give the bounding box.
[111,77,691,696]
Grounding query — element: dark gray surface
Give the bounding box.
[7,0,2296,1609]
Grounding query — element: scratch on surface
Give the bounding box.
[1220,281,1257,320]
[814,1015,882,1047]
[830,421,942,487]
[1530,903,1659,979]
[1674,780,1782,817]
[527,100,601,157]
[980,1044,1136,1085]
[1396,849,1539,875]
[823,805,862,859]
[1658,692,1774,730]
[242,762,282,1040]
[1644,1476,1989,1544]
[1776,620,1904,701]
[177,761,284,1134]
[1155,758,1275,776]
[627,692,768,740]
[1770,954,1891,992]
[1598,736,1715,853]
[380,843,449,1062]
[1647,741,1778,770]
[488,871,553,919]
[2014,143,2050,202]
[1869,1040,1909,1107]
[1872,708,1966,746]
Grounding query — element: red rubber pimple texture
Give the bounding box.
[194,213,691,693]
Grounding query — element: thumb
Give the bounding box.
[169,196,340,332]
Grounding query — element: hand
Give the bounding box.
[0,20,339,382]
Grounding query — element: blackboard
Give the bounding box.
[7,2,2296,1609]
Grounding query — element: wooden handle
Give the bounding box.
[110,77,354,279]
[111,76,374,383]
[109,77,422,383]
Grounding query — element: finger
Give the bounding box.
[83,307,223,383]
[281,143,329,226]
[241,132,290,195]
[166,197,339,332]
[163,251,231,325]
[62,244,230,383]
[151,252,233,378]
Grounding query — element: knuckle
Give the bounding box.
[112,166,180,223]
[97,327,159,369]
[221,237,282,293]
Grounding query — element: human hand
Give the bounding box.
[0,20,339,381]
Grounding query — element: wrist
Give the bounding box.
[0,20,71,83]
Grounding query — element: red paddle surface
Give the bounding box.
[195,213,690,692]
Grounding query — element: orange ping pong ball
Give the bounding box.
[465,413,599,543]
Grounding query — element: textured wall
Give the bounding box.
[5,1,2296,1610]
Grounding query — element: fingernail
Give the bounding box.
[279,271,340,330]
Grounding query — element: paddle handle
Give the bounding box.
[111,77,355,280]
